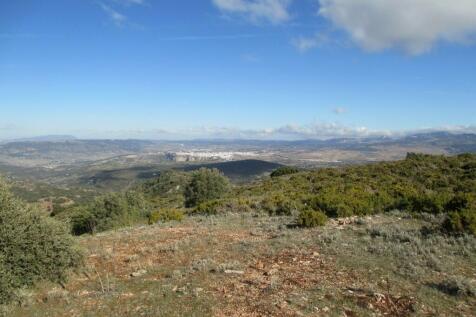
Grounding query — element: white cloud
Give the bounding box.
[318,0,476,55]
[212,0,293,24]
[87,122,386,140]
[100,3,127,27]
[292,32,330,52]
[272,122,377,139]
[5,124,476,141]
[140,124,476,140]
[182,123,373,139]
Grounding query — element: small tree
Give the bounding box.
[184,168,230,207]
[0,178,82,304]
[70,191,151,235]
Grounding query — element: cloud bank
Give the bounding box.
[318,0,476,55]
[212,0,293,24]
[3,122,476,141]
[72,123,476,141]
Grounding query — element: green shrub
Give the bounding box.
[442,210,476,235]
[148,209,184,224]
[0,179,82,304]
[192,200,224,215]
[297,209,328,228]
[270,166,300,178]
[261,194,298,216]
[445,193,475,212]
[408,193,451,214]
[274,199,297,216]
[213,153,476,229]
[71,191,151,235]
[141,170,190,197]
[308,193,354,218]
[184,168,231,207]
[191,198,255,215]
[70,206,96,236]
[233,197,253,213]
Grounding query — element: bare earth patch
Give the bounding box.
[7,214,476,317]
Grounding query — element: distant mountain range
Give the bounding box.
[0,135,78,143]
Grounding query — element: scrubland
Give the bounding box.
[2,153,476,316]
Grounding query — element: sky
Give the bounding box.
[1,0,476,140]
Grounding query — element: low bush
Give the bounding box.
[445,193,475,212]
[71,191,151,235]
[148,209,184,224]
[233,197,253,213]
[442,210,476,235]
[440,193,476,235]
[0,179,82,304]
[408,193,451,214]
[191,198,255,215]
[261,194,302,216]
[192,200,224,215]
[308,193,354,218]
[297,209,328,228]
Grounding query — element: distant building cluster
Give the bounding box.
[165,151,257,162]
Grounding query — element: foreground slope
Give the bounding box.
[4,153,476,316]
[8,213,475,317]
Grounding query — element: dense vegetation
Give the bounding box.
[51,153,476,236]
[198,153,476,233]
[0,179,82,305]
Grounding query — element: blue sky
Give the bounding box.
[1,0,475,140]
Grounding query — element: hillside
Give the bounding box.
[6,213,475,316]
[1,154,476,316]
[0,140,156,167]
[181,153,476,235]
[182,159,282,182]
[78,159,281,190]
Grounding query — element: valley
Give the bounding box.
[2,132,475,206]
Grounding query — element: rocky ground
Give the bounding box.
[7,213,476,317]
